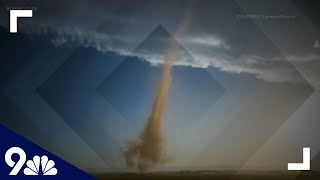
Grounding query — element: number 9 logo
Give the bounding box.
[5,147,27,175]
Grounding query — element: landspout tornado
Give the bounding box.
[124,2,192,173]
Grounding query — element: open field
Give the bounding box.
[92,171,320,180]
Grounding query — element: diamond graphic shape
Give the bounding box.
[97,25,225,129]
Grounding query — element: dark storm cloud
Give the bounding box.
[1,0,319,86]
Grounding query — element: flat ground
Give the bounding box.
[92,171,320,180]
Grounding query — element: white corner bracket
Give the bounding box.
[288,147,310,171]
[10,10,33,33]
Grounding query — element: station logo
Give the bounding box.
[5,147,57,176]
[0,124,95,179]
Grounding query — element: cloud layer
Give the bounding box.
[1,0,319,86]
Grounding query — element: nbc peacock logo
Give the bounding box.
[1,126,93,179]
[24,155,58,175]
[5,147,58,176]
